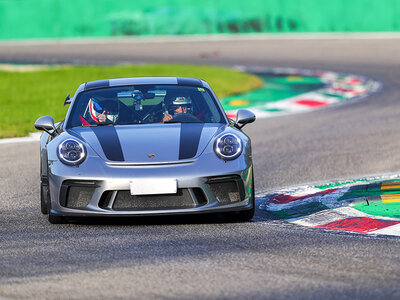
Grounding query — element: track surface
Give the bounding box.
[1,38,400,299]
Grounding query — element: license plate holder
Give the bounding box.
[130,178,177,195]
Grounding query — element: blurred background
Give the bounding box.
[0,0,399,40]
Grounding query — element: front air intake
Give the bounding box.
[207,175,245,204]
[59,180,97,208]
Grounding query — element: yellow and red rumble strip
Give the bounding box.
[258,175,400,237]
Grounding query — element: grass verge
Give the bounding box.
[0,64,262,138]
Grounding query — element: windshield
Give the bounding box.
[67,85,226,128]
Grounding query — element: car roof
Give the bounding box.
[84,77,207,91]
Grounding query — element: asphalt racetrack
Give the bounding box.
[0,37,400,299]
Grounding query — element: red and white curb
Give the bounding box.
[228,66,382,119]
[294,209,400,236]
[258,174,400,237]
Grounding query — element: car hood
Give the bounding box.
[68,123,225,163]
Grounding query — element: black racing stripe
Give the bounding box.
[91,126,124,161]
[177,77,202,87]
[179,123,204,160]
[85,79,110,90]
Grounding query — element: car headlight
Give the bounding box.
[214,133,243,160]
[57,139,87,166]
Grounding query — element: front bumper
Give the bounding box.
[47,153,253,217]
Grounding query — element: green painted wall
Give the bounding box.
[0,0,399,40]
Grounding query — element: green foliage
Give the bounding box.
[0,64,262,138]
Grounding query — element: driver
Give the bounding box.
[162,96,193,122]
[88,98,119,124]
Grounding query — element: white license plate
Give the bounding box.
[130,178,177,195]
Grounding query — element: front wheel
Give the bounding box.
[46,184,66,224]
[235,186,255,221]
[48,213,65,224]
[40,181,48,215]
[235,204,255,222]
[226,171,255,222]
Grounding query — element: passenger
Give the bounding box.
[162,96,193,122]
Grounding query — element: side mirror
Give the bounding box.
[236,109,256,128]
[34,115,57,136]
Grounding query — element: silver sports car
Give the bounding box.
[35,77,256,223]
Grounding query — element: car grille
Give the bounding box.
[99,188,207,211]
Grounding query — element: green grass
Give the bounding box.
[0,64,262,138]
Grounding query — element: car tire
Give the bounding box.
[40,181,48,215]
[236,190,255,221]
[226,171,255,222]
[46,184,65,224]
[48,213,65,224]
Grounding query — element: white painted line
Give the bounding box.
[0,132,41,144]
[370,223,400,237]
[292,207,370,227]
[1,32,400,46]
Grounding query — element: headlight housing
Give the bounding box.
[214,133,243,160]
[57,139,87,166]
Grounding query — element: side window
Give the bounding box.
[69,96,90,127]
